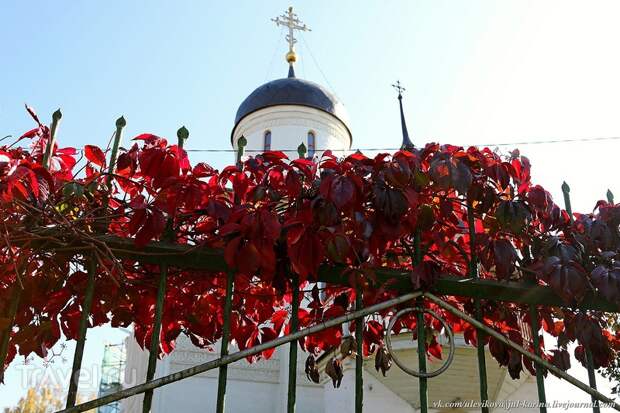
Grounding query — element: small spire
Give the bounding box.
[272,7,310,75]
[392,81,414,150]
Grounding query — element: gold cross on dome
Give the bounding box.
[272,7,311,62]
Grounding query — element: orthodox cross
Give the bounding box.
[392,80,406,99]
[272,7,311,55]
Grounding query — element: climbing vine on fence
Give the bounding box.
[1,106,620,385]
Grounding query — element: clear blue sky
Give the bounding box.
[2,0,620,409]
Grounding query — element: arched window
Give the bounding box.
[307,131,316,158]
[263,130,271,151]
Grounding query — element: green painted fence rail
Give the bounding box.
[1,119,615,413]
[55,289,620,413]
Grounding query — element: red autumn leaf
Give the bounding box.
[427,336,443,359]
[464,326,477,346]
[321,175,356,210]
[133,133,161,143]
[271,309,289,333]
[232,172,248,199]
[287,229,325,278]
[489,336,509,366]
[372,181,408,223]
[238,241,261,274]
[19,128,40,140]
[493,239,518,280]
[129,194,147,210]
[134,209,166,247]
[261,151,288,162]
[507,350,523,379]
[84,145,106,168]
[550,348,571,371]
[542,256,588,304]
[410,260,441,289]
[591,263,620,304]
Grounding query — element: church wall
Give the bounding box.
[323,362,416,413]
[232,105,351,161]
[120,335,149,413]
[121,332,538,413]
[121,335,325,413]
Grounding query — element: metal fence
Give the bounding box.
[0,118,618,413]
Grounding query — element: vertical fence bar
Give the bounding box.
[413,231,428,413]
[561,182,573,221]
[287,274,300,413]
[236,136,247,166]
[45,109,88,408]
[297,142,307,159]
[66,256,97,407]
[216,270,234,413]
[562,181,600,413]
[141,126,184,413]
[177,126,189,150]
[142,264,168,413]
[216,139,243,413]
[42,109,62,169]
[355,284,364,413]
[286,143,307,413]
[66,115,125,408]
[467,202,489,413]
[585,350,601,413]
[7,110,63,374]
[529,306,547,413]
[106,117,126,188]
[416,306,428,413]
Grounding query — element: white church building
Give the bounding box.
[121,8,537,413]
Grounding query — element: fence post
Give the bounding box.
[216,139,244,413]
[529,306,547,413]
[142,126,184,413]
[416,306,427,413]
[66,256,97,407]
[177,126,189,149]
[42,109,62,169]
[297,142,307,159]
[66,115,125,408]
[142,264,168,413]
[106,117,126,188]
[562,181,600,413]
[216,270,235,413]
[286,142,306,413]
[355,284,364,413]
[3,109,64,384]
[287,273,300,413]
[467,201,489,413]
[236,136,247,167]
[413,231,428,413]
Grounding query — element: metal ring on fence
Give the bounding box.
[385,307,456,378]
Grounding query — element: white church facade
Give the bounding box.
[122,333,537,413]
[121,7,537,413]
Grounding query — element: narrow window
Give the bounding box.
[307,131,316,158]
[264,130,271,151]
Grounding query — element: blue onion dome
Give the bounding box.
[232,67,350,142]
